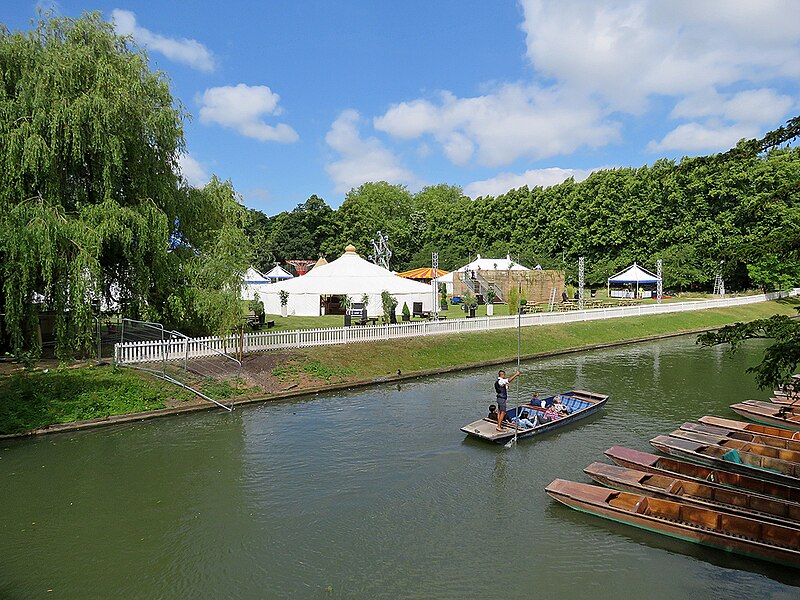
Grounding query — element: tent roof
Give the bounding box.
[266,264,294,279]
[259,244,434,296]
[243,267,270,284]
[455,254,530,272]
[608,262,661,283]
[311,256,328,270]
[396,267,449,279]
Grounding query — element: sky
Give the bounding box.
[4,1,800,215]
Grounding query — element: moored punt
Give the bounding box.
[604,446,800,504]
[584,461,800,528]
[460,390,608,444]
[730,400,800,431]
[544,479,800,567]
[698,416,800,441]
[680,422,800,453]
[668,428,800,463]
[770,396,800,406]
[649,435,800,487]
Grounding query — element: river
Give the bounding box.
[1,335,799,598]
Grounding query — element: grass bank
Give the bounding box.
[0,298,796,436]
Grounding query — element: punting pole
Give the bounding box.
[506,277,523,449]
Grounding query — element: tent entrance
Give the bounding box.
[321,295,346,315]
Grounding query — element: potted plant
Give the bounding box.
[401,301,410,321]
[279,290,289,317]
[439,283,448,311]
[485,289,497,316]
[381,290,398,324]
[462,291,478,318]
[341,295,352,326]
[361,293,370,315]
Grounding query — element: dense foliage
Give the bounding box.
[0,14,250,358]
[249,135,800,294]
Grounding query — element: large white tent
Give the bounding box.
[259,244,435,316]
[439,254,530,294]
[607,262,661,298]
[241,267,271,301]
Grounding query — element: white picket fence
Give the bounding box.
[114,290,797,365]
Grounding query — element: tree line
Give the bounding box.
[249,142,800,293]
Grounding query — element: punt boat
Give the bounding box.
[668,428,800,464]
[605,446,800,503]
[698,416,800,441]
[730,400,800,431]
[460,390,608,444]
[605,445,800,503]
[649,435,800,487]
[545,479,800,567]
[679,422,800,453]
[584,461,800,528]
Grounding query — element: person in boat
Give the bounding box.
[539,404,562,424]
[552,395,572,415]
[513,410,537,429]
[488,404,512,426]
[495,369,521,431]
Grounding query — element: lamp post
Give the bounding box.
[432,252,439,318]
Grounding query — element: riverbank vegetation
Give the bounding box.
[1,299,795,436]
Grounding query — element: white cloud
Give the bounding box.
[519,0,800,112]
[177,153,209,187]
[111,9,215,73]
[464,167,598,199]
[375,85,620,167]
[198,84,299,143]
[325,110,416,194]
[647,122,758,153]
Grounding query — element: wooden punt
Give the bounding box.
[698,416,800,441]
[649,435,800,487]
[769,396,800,406]
[680,422,800,453]
[584,461,800,528]
[604,446,800,503]
[460,390,608,444]
[545,479,800,567]
[730,400,800,431]
[668,428,800,463]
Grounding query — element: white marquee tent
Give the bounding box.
[259,245,435,316]
[607,262,661,298]
[439,254,531,294]
[241,267,271,301]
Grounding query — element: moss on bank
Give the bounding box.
[0,298,797,435]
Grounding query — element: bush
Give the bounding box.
[402,302,410,318]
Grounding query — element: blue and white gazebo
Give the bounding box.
[607,262,661,299]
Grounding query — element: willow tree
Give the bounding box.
[0,13,218,359]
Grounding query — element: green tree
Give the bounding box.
[0,13,248,356]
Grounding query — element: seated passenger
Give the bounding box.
[552,395,572,415]
[539,405,562,423]
[487,404,498,421]
[513,410,537,429]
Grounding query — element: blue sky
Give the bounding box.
[5,1,800,215]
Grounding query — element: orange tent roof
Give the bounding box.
[396,267,449,279]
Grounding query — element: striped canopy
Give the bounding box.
[396,267,450,280]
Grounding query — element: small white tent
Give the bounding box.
[266,264,294,280]
[260,244,435,316]
[241,267,271,301]
[607,262,661,298]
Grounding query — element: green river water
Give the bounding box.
[2,335,800,599]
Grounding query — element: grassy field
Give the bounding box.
[261,290,765,331]
[1,297,795,435]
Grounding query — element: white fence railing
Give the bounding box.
[114,290,797,364]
